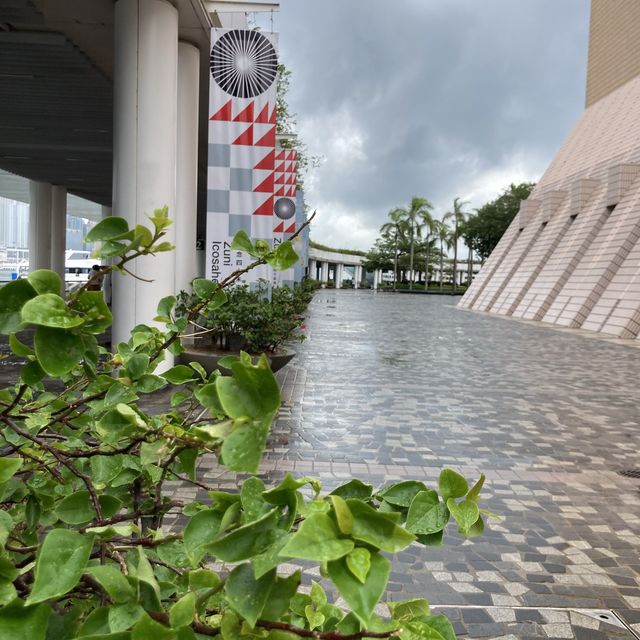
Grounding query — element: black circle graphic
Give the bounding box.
[210,30,277,99]
[274,197,296,220]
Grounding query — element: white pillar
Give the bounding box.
[50,186,67,286]
[320,262,329,283]
[175,41,200,293]
[309,259,317,279]
[336,263,344,288]
[354,265,361,289]
[112,0,178,357]
[28,181,52,272]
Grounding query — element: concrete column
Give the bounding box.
[320,262,329,283]
[336,263,344,288]
[28,181,52,272]
[100,207,113,305]
[50,186,67,285]
[308,259,317,279]
[112,0,178,356]
[175,41,200,293]
[373,269,379,290]
[354,264,361,289]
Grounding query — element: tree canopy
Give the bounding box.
[461,182,535,261]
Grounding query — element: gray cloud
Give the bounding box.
[270,0,590,249]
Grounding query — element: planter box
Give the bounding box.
[178,346,295,375]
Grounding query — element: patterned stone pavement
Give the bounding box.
[169,290,640,639]
[4,289,640,638]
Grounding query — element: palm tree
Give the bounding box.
[380,208,405,292]
[395,197,433,290]
[417,209,436,290]
[434,220,452,291]
[443,197,470,293]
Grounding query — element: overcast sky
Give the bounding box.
[256,0,591,250]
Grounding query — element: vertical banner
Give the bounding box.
[207,28,279,285]
[293,188,309,284]
[272,147,298,287]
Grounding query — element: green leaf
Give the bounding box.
[205,508,279,562]
[183,509,222,565]
[207,288,228,312]
[162,365,198,385]
[346,548,371,584]
[85,216,129,243]
[403,615,456,640]
[346,499,415,552]
[55,491,122,525]
[72,291,113,334]
[132,613,175,640]
[225,563,276,627]
[0,601,51,640]
[327,552,390,626]
[260,571,301,622]
[230,230,256,256]
[90,456,124,487]
[406,491,449,535]
[378,481,428,507]
[305,605,325,630]
[216,358,280,419]
[466,474,485,503]
[0,279,37,334]
[136,374,167,393]
[387,598,430,621]
[192,278,217,300]
[0,458,22,484]
[156,295,176,321]
[0,580,17,606]
[263,473,321,504]
[21,361,45,386]
[280,512,354,562]
[266,240,299,271]
[27,269,61,295]
[108,603,145,633]
[170,592,196,629]
[240,476,268,521]
[34,326,84,376]
[85,565,135,603]
[465,514,485,537]
[140,440,170,466]
[310,581,327,609]
[329,479,373,500]
[250,529,291,578]
[220,417,271,473]
[446,498,480,534]
[9,333,34,357]
[194,383,223,414]
[438,469,468,501]
[27,529,94,604]
[22,294,84,329]
[330,494,353,534]
[135,547,160,600]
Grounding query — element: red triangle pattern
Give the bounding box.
[233,101,254,122]
[253,195,273,216]
[255,126,276,147]
[269,106,277,124]
[211,100,232,121]
[254,150,275,170]
[285,222,296,234]
[275,162,286,173]
[274,186,286,196]
[232,125,253,146]
[274,173,285,184]
[255,103,270,124]
[254,172,274,193]
[276,150,286,161]
[273,221,284,233]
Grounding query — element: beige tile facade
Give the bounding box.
[461,3,640,339]
[586,0,640,107]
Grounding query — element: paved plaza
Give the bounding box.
[185,290,640,639]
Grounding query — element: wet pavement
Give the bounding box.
[195,290,640,639]
[3,290,640,638]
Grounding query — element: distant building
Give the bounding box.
[461,0,640,340]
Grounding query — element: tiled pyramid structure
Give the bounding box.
[460,72,640,340]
